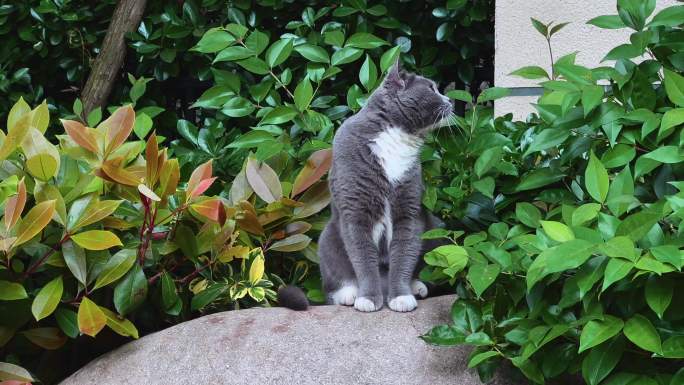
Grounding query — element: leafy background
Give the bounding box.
[0,0,495,384]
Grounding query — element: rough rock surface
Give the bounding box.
[61,295,522,385]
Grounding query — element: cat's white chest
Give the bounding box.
[369,126,422,184]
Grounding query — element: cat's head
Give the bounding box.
[371,61,453,136]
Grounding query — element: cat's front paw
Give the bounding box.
[331,284,357,306]
[411,280,428,298]
[354,296,382,312]
[388,295,417,312]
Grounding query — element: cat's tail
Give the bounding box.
[277,285,309,311]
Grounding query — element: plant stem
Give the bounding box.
[176,260,215,284]
[23,234,70,278]
[547,37,555,80]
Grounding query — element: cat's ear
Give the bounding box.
[383,60,404,91]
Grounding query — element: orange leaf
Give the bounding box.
[191,177,216,198]
[291,148,332,196]
[100,158,142,186]
[77,297,106,337]
[145,131,158,185]
[191,198,224,222]
[236,200,264,236]
[61,119,99,154]
[100,105,135,156]
[186,160,213,198]
[4,178,26,231]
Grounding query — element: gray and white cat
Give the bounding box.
[317,62,453,312]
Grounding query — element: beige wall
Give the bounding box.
[494,0,678,120]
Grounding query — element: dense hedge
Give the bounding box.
[422,2,684,384]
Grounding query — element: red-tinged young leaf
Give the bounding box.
[77,297,106,337]
[12,200,56,248]
[100,158,142,186]
[145,131,158,184]
[186,159,213,199]
[190,177,217,198]
[61,119,99,154]
[292,148,332,196]
[191,198,225,222]
[101,105,135,156]
[4,178,26,231]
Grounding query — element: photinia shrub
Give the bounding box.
[0,98,330,383]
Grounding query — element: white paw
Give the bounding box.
[389,295,417,312]
[411,280,428,298]
[331,284,358,306]
[354,297,379,312]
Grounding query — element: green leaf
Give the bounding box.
[649,6,684,27]
[359,54,378,91]
[192,28,234,53]
[221,96,255,117]
[31,276,63,321]
[62,240,87,285]
[663,336,684,359]
[510,66,549,80]
[477,87,511,104]
[0,362,35,382]
[245,29,269,55]
[331,47,363,66]
[587,15,626,29]
[265,39,294,68]
[446,90,472,104]
[237,57,270,75]
[345,32,388,49]
[424,245,468,277]
[516,202,541,228]
[466,264,500,298]
[0,280,27,300]
[421,324,466,346]
[213,46,253,63]
[474,147,502,178]
[530,18,548,37]
[467,351,499,368]
[294,78,314,111]
[606,167,634,217]
[160,272,180,313]
[294,44,329,63]
[615,210,662,242]
[380,46,401,73]
[191,284,227,311]
[527,239,595,288]
[55,308,79,338]
[582,85,604,116]
[259,106,298,125]
[602,258,633,291]
[515,168,565,191]
[659,109,684,137]
[579,315,624,353]
[113,264,148,316]
[664,68,684,107]
[572,203,601,226]
[602,44,642,61]
[645,276,673,319]
[582,336,626,385]
[524,128,569,156]
[541,220,575,242]
[585,151,609,204]
[623,314,662,354]
[92,249,137,291]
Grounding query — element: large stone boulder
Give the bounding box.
[61,295,521,385]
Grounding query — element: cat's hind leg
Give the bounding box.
[319,218,358,306]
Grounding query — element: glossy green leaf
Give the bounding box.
[31,276,63,321]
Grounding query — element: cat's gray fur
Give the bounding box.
[318,62,453,312]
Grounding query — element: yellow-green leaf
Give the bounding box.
[72,199,122,230]
[31,276,63,321]
[92,249,137,290]
[0,280,28,300]
[12,200,56,248]
[249,254,265,284]
[99,306,139,339]
[21,127,60,181]
[71,230,122,250]
[77,297,107,337]
[31,100,50,133]
[585,151,609,204]
[0,361,34,382]
[540,220,575,242]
